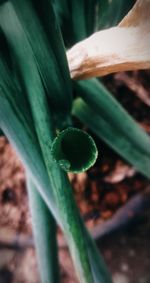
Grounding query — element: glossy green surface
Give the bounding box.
[54,0,97,46]
[27,177,60,283]
[11,0,72,129]
[97,0,135,29]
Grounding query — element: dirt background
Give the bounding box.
[0,71,150,283]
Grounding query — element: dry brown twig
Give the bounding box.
[67,0,150,80]
[115,72,150,106]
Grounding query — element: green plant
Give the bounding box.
[0,1,149,283]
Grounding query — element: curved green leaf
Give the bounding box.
[74,79,150,157]
[73,97,150,178]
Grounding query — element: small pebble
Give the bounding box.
[129,249,136,257]
[120,262,129,272]
[113,273,129,283]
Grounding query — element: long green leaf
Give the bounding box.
[29,0,72,92]
[0,5,113,283]
[27,176,60,283]
[54,0,88,45]
[0,4,106,283]
[10,0,72,128]
[85,0,97,36]
[73,97,150,178]
[97,0,135,29]
[0,53,58,217]
[74,79,150,156]
[53,0,69,25]
[53,0,74,47]
[0,89,112,283]
[70,0,87,42]
[0,48,112,283]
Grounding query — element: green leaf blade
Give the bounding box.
[10,0,72,127]
[0,67,112,283]
[74,79,150,157]
[0,5,103,282]
[98,0,135,29]
[27,177,60,283]
[73,98,150,178]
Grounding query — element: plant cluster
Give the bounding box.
[0,1,149,283]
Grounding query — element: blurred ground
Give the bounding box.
[0,70,150,283]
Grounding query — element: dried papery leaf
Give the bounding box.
[67,0,150,80]
[119,0,150,28]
